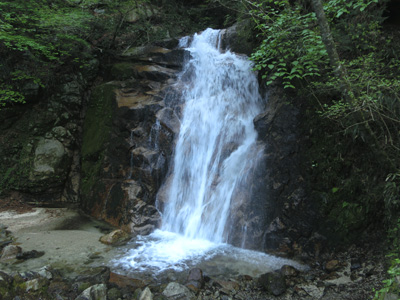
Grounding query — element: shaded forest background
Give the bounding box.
[1,0,400,298]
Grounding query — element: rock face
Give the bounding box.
[81,27,318,256]
[0,21,319,257]
[252,88,320,257]
[80,44,188,234]
[0,60,99,204]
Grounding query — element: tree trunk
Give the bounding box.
[310,0,396,170]
[310,0,346,82]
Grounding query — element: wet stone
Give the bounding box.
[281,265,299,277]
[186,268,204,289]
[350,257,362,271]
[258,271,287,296]
[0,244,21,261]
[99,229,131,245]
[76,283,108,300]
[74,266,110,285]
[139,286,154,300]
[325,260,340,272]
[16,250,45,260]
[162,282,194,300]
[109,272,146,291]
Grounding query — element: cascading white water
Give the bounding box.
[113,29,306,279]
[161,28,262,243]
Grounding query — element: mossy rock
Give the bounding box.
[110,63,137,80]
[81,83,117,197]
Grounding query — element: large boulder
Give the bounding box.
[258,271,287,296]
[0,71,91,204]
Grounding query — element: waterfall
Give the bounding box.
[114,29,306,278]
[160,28,262,243]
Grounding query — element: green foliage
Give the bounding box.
[249,0,329,89]
[374,218,400,299]
[325,0,387,53]
[0,0,189,108]
[324,0,379,18]
[0,0,96,107]
[247,0,400,234]
[384,173,400,224]
[0,84,25,107]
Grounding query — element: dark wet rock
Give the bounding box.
[109,272,146,291]
[186,268,204,290]
[153,38,180,49]
[74,267,110,286]
[16,250,45,260]
[149,49,191,69]
[281,265,300,277]
[121,45,170,58]
[221,20,255,55]
[156,107,181,134]
[258,271,287,296]
[79,35,187,232]
[99,229,131,245]
[0,239,12,250]
[132,64,178,82]
[162,282,195,300]
[350,258,362,271]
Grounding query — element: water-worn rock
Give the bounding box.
[0,244,22,261]
[162,282,195,300]
[16,250,45,260]
[281,265,299,277]
[99,229,130,245]
[325,260,340,272]
[109,272,146,291]
[23,277,49,292]
[81,40,179,233]
[186,268,204,290]
[74,267,110,285]
[299,284,325,299]
[139,287,154,300]
[258,271,287,296]
[156,107,181,134]
[221,20,255,55]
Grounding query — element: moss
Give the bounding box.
[81,83,116,204]
[76,281,91,294]
[110,63,136,80]
[82,83,116,158]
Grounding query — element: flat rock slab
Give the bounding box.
[0,208,115,274]
[0,208,77,233]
